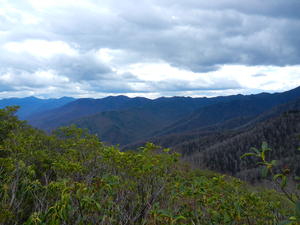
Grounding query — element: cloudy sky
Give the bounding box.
[0,0,300,99]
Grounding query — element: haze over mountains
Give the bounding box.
[0,97,75,120]
[21,86,300,144]
[1,86,300,182]
[1,87,300,145]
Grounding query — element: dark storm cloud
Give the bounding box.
[0,45,112,81]
[43,0,300,72]
[51,53,112,81]
[0,84,16,92]
[4,1,300,69]
[0,0,300,97]
[160,0,300,19]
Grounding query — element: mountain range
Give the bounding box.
[20,87,300,144]
[1,86,300,182]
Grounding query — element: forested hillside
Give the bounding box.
[184,110,300,182]
[155,87,300,136]
[23,86,300,147]
[28,96,151,130]
[71,97,218,145]
[0,106,298,224]
[125,99,300,183]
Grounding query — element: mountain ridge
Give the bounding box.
[0,96,75,119]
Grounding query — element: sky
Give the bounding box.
[0,0,300,99]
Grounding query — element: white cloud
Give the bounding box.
[0,70,69,88]
[0,0,300,98]
[214,65,300,92]
[27,0,96,11]
[3,40,78,58]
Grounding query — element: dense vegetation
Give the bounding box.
[125,99,300,185]
[0,106,298,224]
[183,109,300,182]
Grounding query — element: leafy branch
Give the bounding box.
[241,142,300,224]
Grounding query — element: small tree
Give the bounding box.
[241,142,300,224]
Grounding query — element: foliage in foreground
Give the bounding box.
[0,106,295,224]
[242,142,300,225]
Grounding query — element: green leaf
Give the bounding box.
[174,215,186,222]
[163,148,170,153]
[273,174,284,181]
[281,176,287,189]
[240,153,256,159]
[261,150,266,161]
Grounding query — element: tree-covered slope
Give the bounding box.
[28,96,151,130]
[70,97,217,145]
[30,95,225,142]
[0,106,296,224]
[72,108,173,145]
[122,98,300,187]
[183,109,300,182]
[155,87,300,136]
[26,86,300,148]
